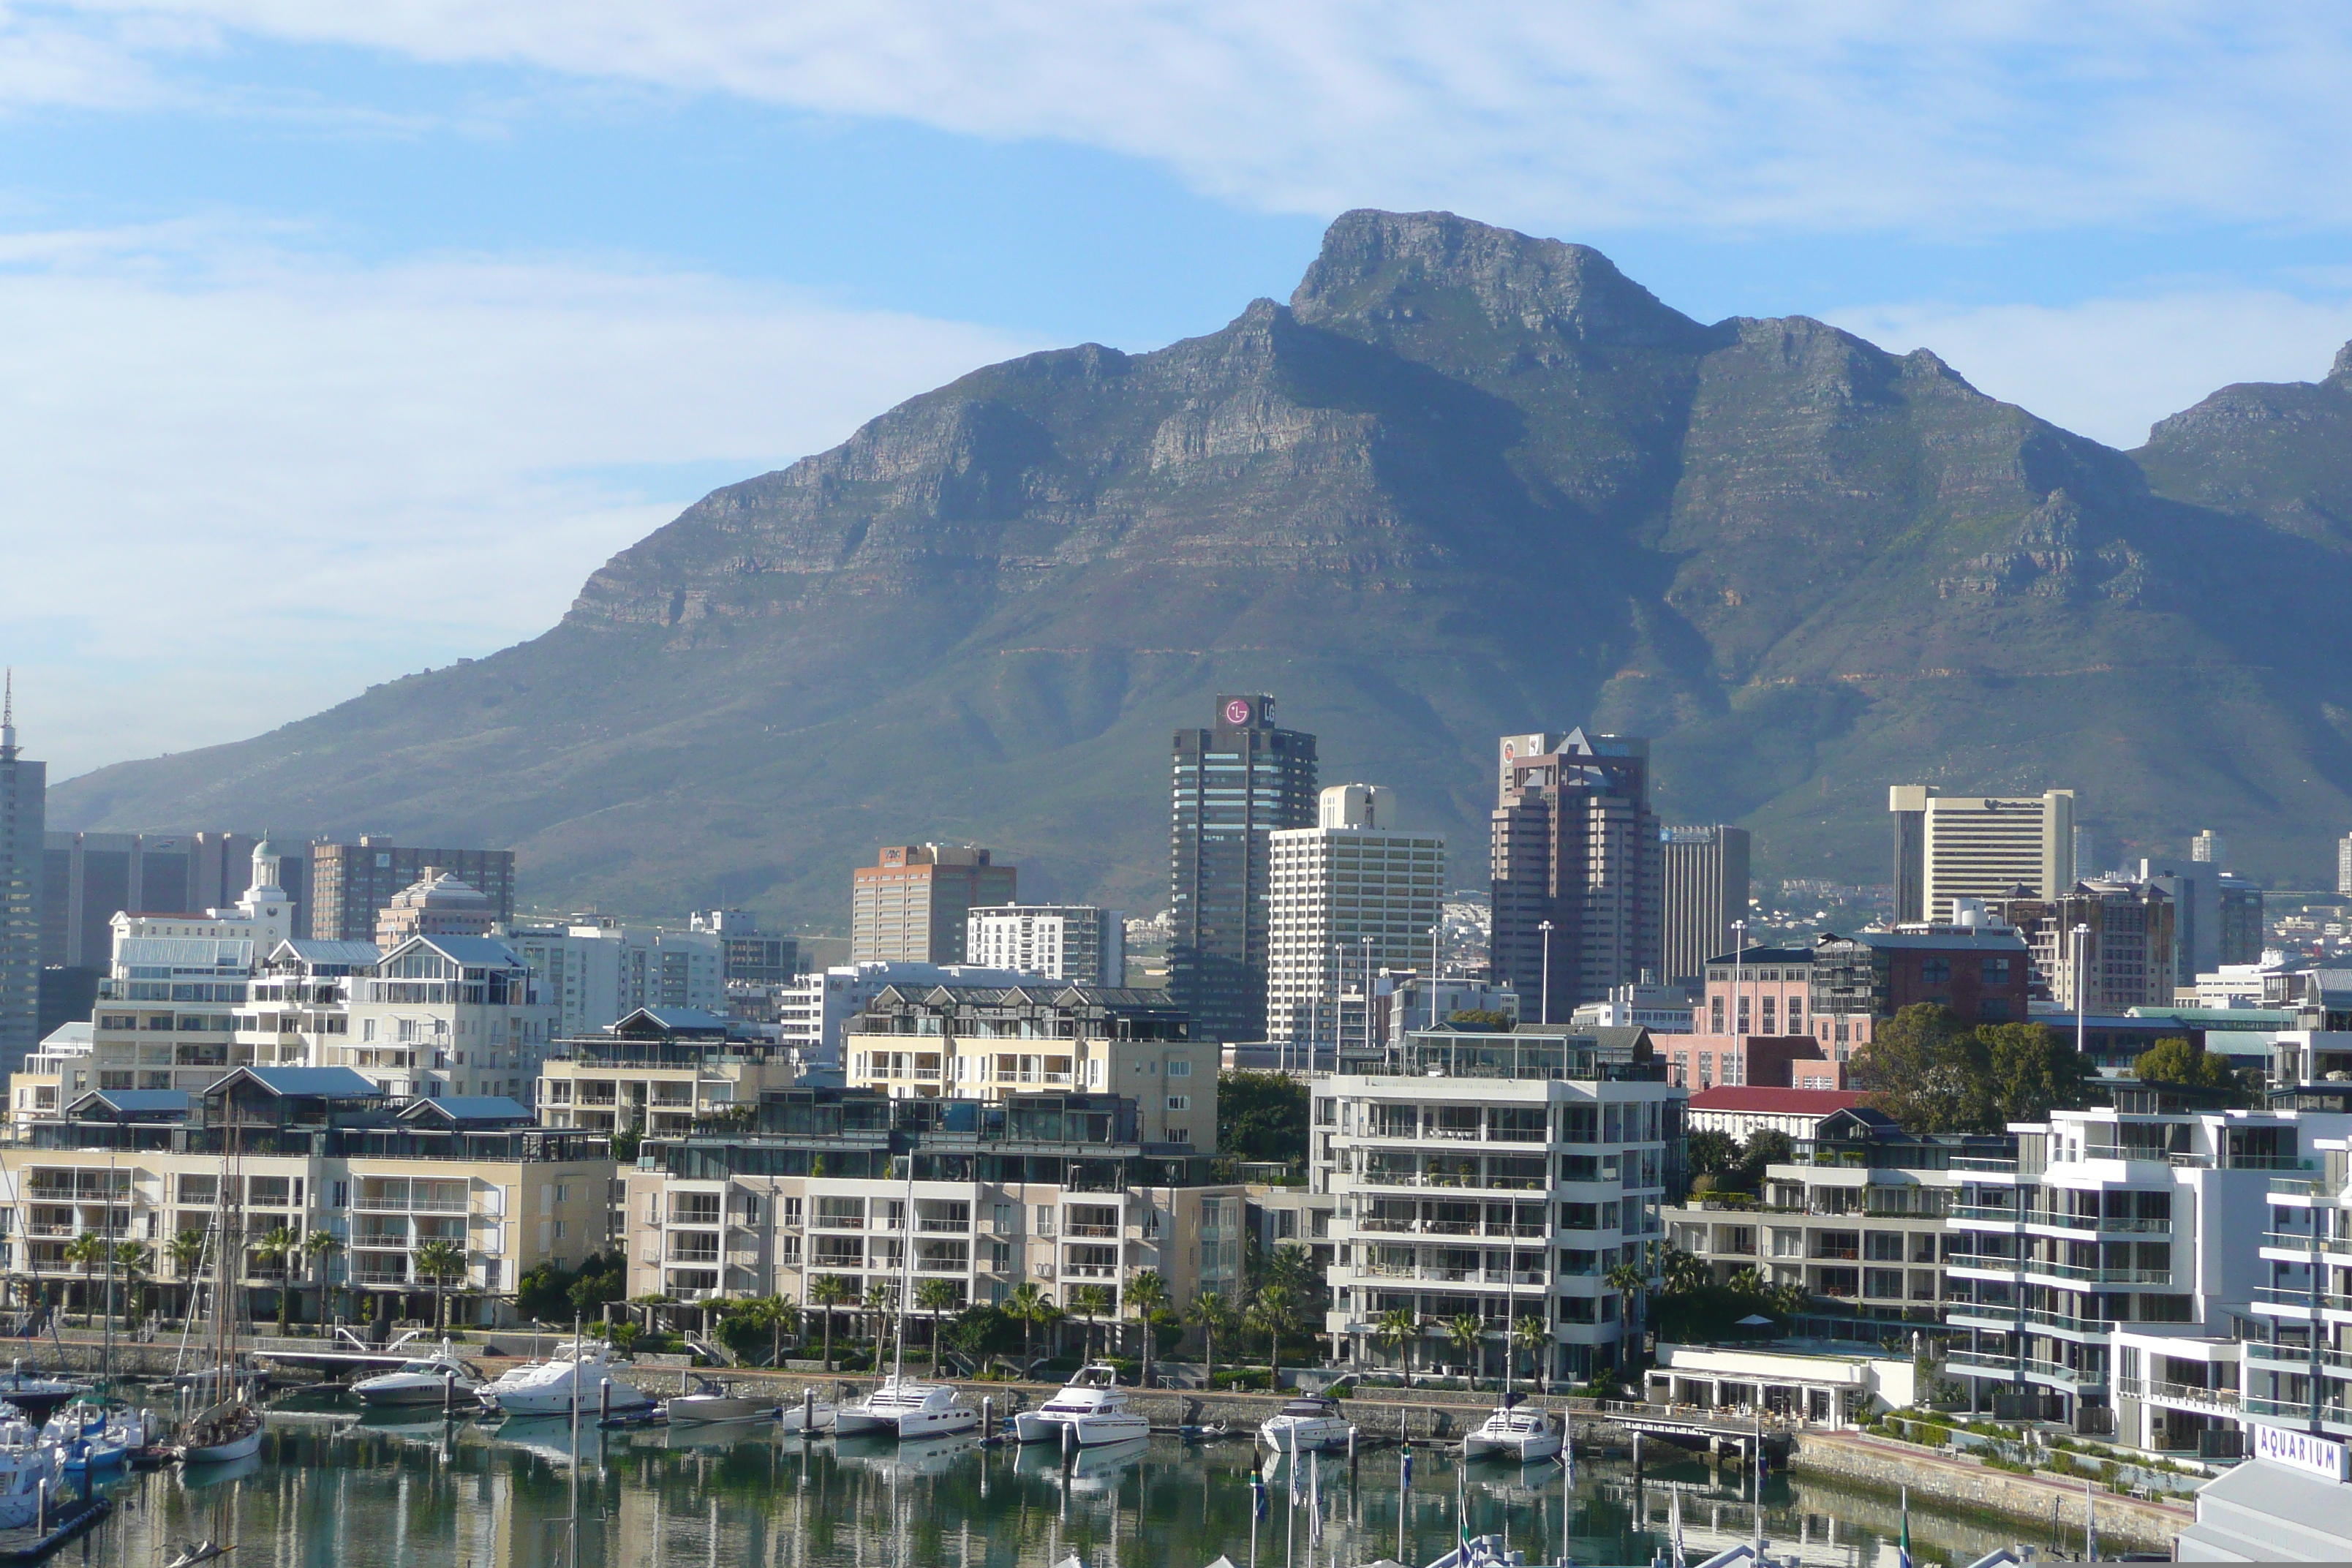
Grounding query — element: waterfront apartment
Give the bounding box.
[0,1065,613,1326]
[538,1006,806,1138]
[1314,1022,1683,1383]
[842,981,1216,1146]
[334,935,557,1102]
[623,1085,1243,1315]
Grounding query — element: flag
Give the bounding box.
[1309,1456,1323,1550]
[1252,1469,1267,1523]
[1898,1485,1913,1568]
[1458,1461,1471,1564]
[1670,1488,1684,1568]
[1402,1448,1413,1487]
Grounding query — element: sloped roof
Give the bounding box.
[268,938,383,968]
[214,1066,383,1098]
[384,934,527,967]
[398,1096,532,1124]
[66,1088,189,1117]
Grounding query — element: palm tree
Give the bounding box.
[1376,1305,1420,1388]
[765,1295,802,1368]
[1512,1312,1550,1393]
[167,1229,208,1329]
[1445,1313,1485,1386]
[256,1226,299,1335]
[1183,1289,1233,1387]
[412,1240,467,1333]
[1069,1284,1114,1361]
[1003,1281,1060,1376]
[1245,1283,1298,1388]
[810,1274,856,1371]
[1605,1261,1649,1365]
[1124,1270,1171,1387]
[111,1243,151,1335]
[864,1280,897,1363]
[913,1278,958,1375]
[63,1232,106,1327]
[304,1230,344,1328]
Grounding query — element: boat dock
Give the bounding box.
[1599,1406,1793,1460]
[0,1496,110,1564]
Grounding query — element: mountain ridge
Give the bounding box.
[50,210,2352,924]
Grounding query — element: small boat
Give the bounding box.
[353,1346,485,1408]
[834,1375,981,1440]
[1460,1398,1561,1463]
[1257,1395,1349,1453]
[178,1400,263,1464]
[1179,1419,1232,1441]
[478,1341,654,1418]
[43,1395,154,1475]
[0,1403,60,1529]
[664,1376,772,1425]
[0,1365,88,1422]
[777,1393,837,1434]
[1013,1363,1151,1447]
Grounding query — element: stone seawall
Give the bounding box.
[1786,1431,2190,1553]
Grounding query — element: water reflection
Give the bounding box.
[59,1411,2034,1568]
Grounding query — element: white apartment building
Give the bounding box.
[1572,981,1698,1036]
[774,962,1028,1063]
[502,922,725,1039]
[338,935,556,1101]
[1316,1024,1681,1384]
[965,905,1125,987]
[1891,785,2076,924]
[1267,785,1444,1051]
[540,1007,805,1139]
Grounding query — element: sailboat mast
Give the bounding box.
[892,1159,913,1378]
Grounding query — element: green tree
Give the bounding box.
[1852,1005,1994,1132]
[1686,1129,1740,1177]
[1511,1312,1550,1392]
[1444,1312,1485,1384]
[304,1230,344,1327]
[864,1280,897,1357]
[1247,1283,1300,1385]
[810,1275,856,1371]
[1738,1129,1795,1188]
[111,1242,151,1333]
[1217,1071,1311,1166]
[1606,1260,1650,1362]
[167,1229,208,1329]
[914,1278,959,1375]
[1660,1245,1708,1296]
[1123,1270,1171,1387]
[1983,1022,2097,1122]
[1185,1289,1235,1384]
[255,1225,300,1334]
[1376,1305,1420,1387]
[64,1231,107,1327]
[1003,1281,1061,1374]
[412,1240,467,1333]
[1446,1009,1515,1030]
[1069,1284,1115,1360]
[2133,1036,2250,1102]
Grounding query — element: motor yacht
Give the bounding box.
[478,1341,653,1418]
[832,1375,980,1440]
[777,1392,837,1433]
[1460,1399,1560,1463]
[1256,1395,1349,1453]
[665,1376,772,1424]
[353,1346,485,1408]
[1012,1363,1151,1447]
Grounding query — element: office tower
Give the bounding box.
[1659,824,1752,987]
[965,905,1125,986]
[310,838,515,943]
[691,909,796,984]
[850,843,1016,964]
[2191,829,2224,864]
[0,677,42,1075]
[1264,785,1445,1051]
[1496,734,1563,805]
[1491,728,1662,1024]
[40,830,301,969]
[2340,834,2352,898]
[2070,824,2097,884]
[372,870,497,946]
[1994,879,2178,1012]
[1169,694,1319,1044]
[1888,785,2076,924]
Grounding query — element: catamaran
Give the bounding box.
[1460,1251,1560,1463]
[832,1163,979,1440]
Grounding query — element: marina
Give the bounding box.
[0,1392,2051,1568]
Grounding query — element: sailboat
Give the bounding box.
[1460,1252,1560,1463]
[178,1148,262,1464]
[832,1162,979,1440]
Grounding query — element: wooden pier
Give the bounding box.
[0,1496,111,1564]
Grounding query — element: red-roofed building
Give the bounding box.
[1686,1085,1872,1145]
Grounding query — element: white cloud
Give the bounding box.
[0,229,1041,780]
[1823,290,2352,450]
[43,1,2352,235]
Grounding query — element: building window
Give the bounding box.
[1166,1096,1190,1110]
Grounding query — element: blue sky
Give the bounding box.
[9,2,2352,776]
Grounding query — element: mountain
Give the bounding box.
[49,211,2352,926]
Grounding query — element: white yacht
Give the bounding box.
[353,1346,485,1408]
[478,1341,654,1417]
[0,1404,57,1530]
[833,1375,981,1440]
[43,1396,152,1475]
[1013,1364,1151,1447]
[665,1376,772,1425]
[1256,1395,1349,1453]
[1460,1401,1561,1463]
[777,1393,837,1433]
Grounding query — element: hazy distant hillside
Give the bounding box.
[50,211,2352,926]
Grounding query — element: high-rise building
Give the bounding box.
[1993,879,2178,1013]
[965,905,1125,986]
[1264,785,1444,1052]
[309,838,515,943]
[502,921,726,1040]
[1491,729,1662,1024]
[851,843,1016,964]
[2071,824,2098,883]
[2339,834,2352,898]
[1659,824,1751,987]
[1888,785,2075,924]
[691,910,797,984]
[1168,695,1319,1044]
[0,678,42,1076]
[39,830,299,970]
[372,870,497,946]
[2191,829,2225,864]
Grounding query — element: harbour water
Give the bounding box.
[64,1400,2047,1568]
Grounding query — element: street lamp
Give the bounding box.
[1538,921,1556,1025]
[2072,922,2090,1065]
[1360,935,1374,1062]
[1732,918,1748,1039]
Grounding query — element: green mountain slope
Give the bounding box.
[49,211,2352,923]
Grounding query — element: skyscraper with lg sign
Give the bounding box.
[1168,695,1318,1044]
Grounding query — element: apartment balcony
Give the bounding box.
[2020,1259,2172,1286]
[1950,1157,2018,1174]
[2250,1284,2352,1313]
[2019,1214,2173,1235]
[918,1219,968,1234]
[813,1217,865,1231]
[1950,1205,2022,1225]
[2117,1376,2239,1414]
[1065,1224,1119,1239]
[2023,1359,2105,1393]
[2244,1395,2352,1426]
[2262,1231,2352,1259]
[1944,1349,2020,1376]
[2247,1340,2352,1373]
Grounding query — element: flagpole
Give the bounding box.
[1899,1485,1913,1568]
